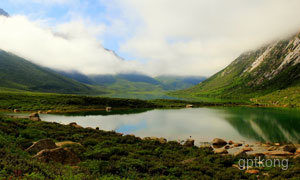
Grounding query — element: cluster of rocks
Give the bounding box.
[25,139,81,165]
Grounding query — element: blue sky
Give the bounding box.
[1,0,135,60]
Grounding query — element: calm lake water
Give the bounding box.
[39,107,300,145]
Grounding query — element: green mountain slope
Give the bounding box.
[0,50,105,94]
[172,32,300,106]
[57,72,206,99]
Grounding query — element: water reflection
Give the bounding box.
[221,107,300,143]
[40,107,300,144]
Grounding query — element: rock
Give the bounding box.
[294,154,300,159]
[212,138,227,146]
[228,140,234,145]
[253,153,265,157]
[183,139,195,147]
[267,146,277,151]
[274,143,280,146]
[224,145,230,149]
[106,107,112,112]
[234,143,242,147]
[242,147,253,152]
[232,164,240,169]
[34,147,80,165]
[184,139,195,147]
[158,137,167,144]
[186,104,193,108]
[296,148,300,154]
[143,137,151,140]
[200,144,213,151]
[263,151,293,156]
[150,136,159,141]
[282,144,296,153]
[46,110,52,114]
[262,144,270,147]
[234,150,247,156]
[29,112,41,121]
[245,144,249,147]
[14,109,20,113]
[69,122,82,128]
[38,111,42,114]
[26,139,57,154]
[55,141,82,147]
[214,148,228,154]
[245,169,259,174]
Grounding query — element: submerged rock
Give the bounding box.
[233,143,242,147]
[234,150,246,156]
[29,112,41,121]
[228,140,234,145]
[267,146,277,151]
[214,148,228,154]
[212,138,227,146]
[281,144,296,153]
[263,151,293,156]
[34,147,80,165]
[26,139,57,154]
[242,147,253,152]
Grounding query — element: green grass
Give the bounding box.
[0,90,243,112]
[0,115,299,179]
[0,50,105,95]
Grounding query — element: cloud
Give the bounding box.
[115,0,300,76]
[0,15,140,74]
[1,0,300,77]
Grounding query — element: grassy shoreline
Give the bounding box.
[0,90,251,112]
[0,115,299,179]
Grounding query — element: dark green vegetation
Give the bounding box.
[0,50,104,95]
[0,90,239,112]
[172,32,300,107]
[1,116,299,179]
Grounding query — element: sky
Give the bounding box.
[1,0,300,76]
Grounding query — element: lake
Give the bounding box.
[39,107,300,145]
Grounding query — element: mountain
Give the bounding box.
[0,50,105,94]
[156,75,206,90]
[172,32,300,106]
[0,8,9,17]
[56,71,206,99]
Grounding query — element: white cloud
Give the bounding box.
[115,0,300,76]
[0,15,140,74]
